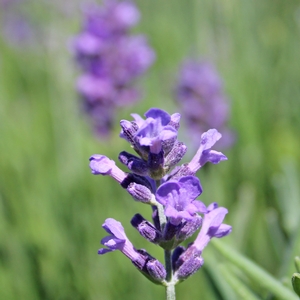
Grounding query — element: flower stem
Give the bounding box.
[155,180,167,230]
[155,180,176,300]
[166,283,176,300]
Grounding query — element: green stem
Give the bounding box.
[155,180,176,300]
[165,250,172,281]
[166,284,176,300]
[155,180,167,230]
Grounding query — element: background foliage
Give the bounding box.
[0,0,300,299]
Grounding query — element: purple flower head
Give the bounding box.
[119,108,185,180]
[72,0,155,137]
[187,129,227,175]
[136,108,178,154]
[156,176,206,225]
[90,107,231,285]
[175,59,234,149]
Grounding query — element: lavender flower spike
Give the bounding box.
[175,59,234,149]
[156,176,206,225]
[89,154,127,183]
[187,129,227,174]
[72,1,155,137]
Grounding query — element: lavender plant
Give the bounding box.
[89,108,231,299]
[72,0,155,137]
[175,59,234,149]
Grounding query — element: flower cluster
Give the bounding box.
[175,59,234,149]
[90,108,231,287]
[72,0,155,137]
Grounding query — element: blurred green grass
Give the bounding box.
[1,0,300,299]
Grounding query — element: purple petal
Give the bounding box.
[156,181,180,205]
[144,108,171,126]
[178,176,202,199]
[102,218,127,239]
[89,155,115,175]
[159,126,177,141]
[199,150,227,166]
[200,129,222,150]
[130,113,145,127]
[193,200,207,213]
[213,224,232,238]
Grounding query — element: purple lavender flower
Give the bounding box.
[173,204,231,280]
[0,0,37,47]
[89,154,127,181]
[170,128,227,179]
[89,154,156,204]
[175,59,234,149]
[72,0,155,137]
[99,218,166,283]
[99,218,138,254]
[91,108,231,291]
[156,176,206,225]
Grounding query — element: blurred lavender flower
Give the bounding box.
[91,107,231,296]
[72,0,155,137]
[175,59,234,149]
[0,0,37,47]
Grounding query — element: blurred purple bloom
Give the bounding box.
[176,60,234,149]
[72,0,155,137]
[156,176,206,225]
[0,0,38,47]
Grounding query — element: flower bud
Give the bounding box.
[148,151,165,179]
[131,214,162,243]
[176,215,202,242]
[119,151,149,176]
[164,141,187,171]
[146,259,167,283]
[127,182,154,203]
[175,255,204,281]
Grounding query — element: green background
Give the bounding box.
[0,0,300,299]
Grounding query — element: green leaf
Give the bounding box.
[292,273,300,297]
[218,264,262,300]
[211,239,298,300]
[295,257,300,273]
